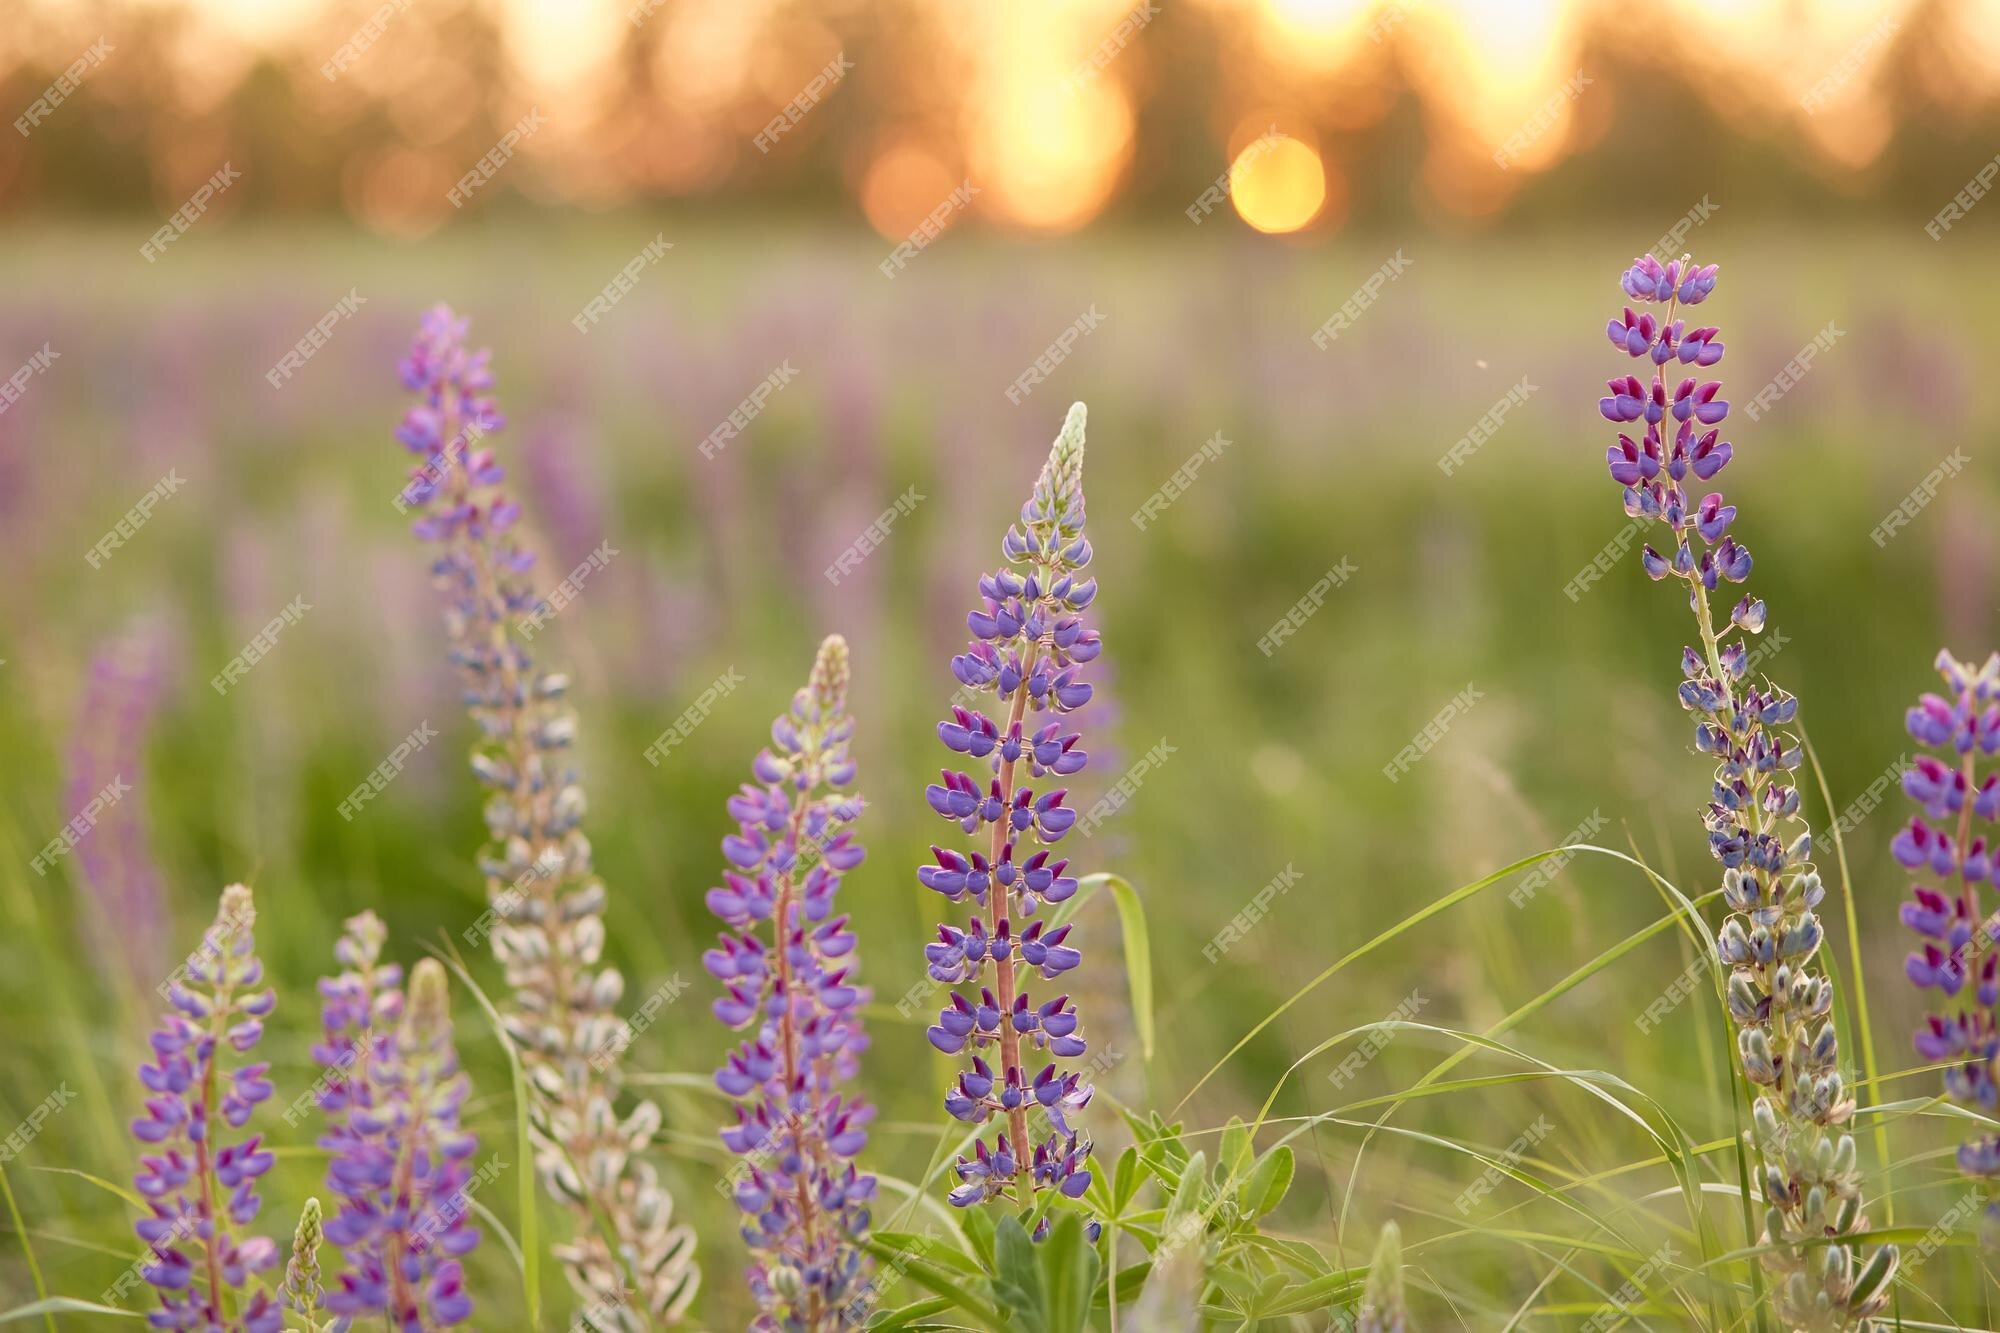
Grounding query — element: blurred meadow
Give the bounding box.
[6,0,2000,1328]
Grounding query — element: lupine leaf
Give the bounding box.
[1240,1146,1294,1217]
[860,1236,1006,1328]
[863,1295,954,1330]
[1038,1212,1099,1333]
[992,1217,1047,1333]
[1112,1145,1141,1214]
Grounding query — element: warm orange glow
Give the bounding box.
[967,76,1133,232]
[859,142,960,240]
[1230,136,1327,233]
[6,0,1996,226]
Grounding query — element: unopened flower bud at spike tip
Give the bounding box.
[285,1197,325,1325]
[1357,1221,1406,1333]
[811,633,851,714]
[406,957,451,1039]
[220,881,254,930]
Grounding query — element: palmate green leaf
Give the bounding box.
[1240,1145,1294,1217]
[1217,1117,1252,1185]
[992,1217,1046,1333]
[1112,1146,1141,1215]
[861,1235,1007,1328]
[872,1230,986,1279]
[960,1202,998,1271]
[863,1295,954,1330]
[1259,1265,1366,1316]
[1039,1212,1100,1333]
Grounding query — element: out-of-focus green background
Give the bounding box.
[5,0,2000,1326]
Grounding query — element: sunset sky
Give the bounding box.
[7,0,1997,235]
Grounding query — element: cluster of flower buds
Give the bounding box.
[923,403,1100,1223]
[313,914,479,1328]
[1598,258,1895,1327]
[131,883,282,1333]
[705,635,878,1329]
[394,306,697,1326]
[1899,650,2000,1236]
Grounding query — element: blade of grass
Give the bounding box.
[1801,728,1893,1225]
[429,937,540,1326]
[0,1160,54,1333]
[1056,873,1154,1061]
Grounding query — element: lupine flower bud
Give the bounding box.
[927,404,1099,1229]
[1595,258,1893,1326]
[706,635,877,1329]
[391,306,697,1323]
[1898,649,2000,1237]
[285,1197,325,1333]
[131,883,282,1333]
[1355,1222,1406,1333]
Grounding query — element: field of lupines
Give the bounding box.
[2,225,1998,1330]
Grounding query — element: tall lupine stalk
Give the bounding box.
[314,914,479,1328]
[923,403,1099,1218]
[1598,256,1896,1327]
[393,305,697,1326]
[1898,650,2000,1238]
[131,883,282,1333]
[705,634,877,1328]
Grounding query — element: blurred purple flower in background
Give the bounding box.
[66,617,174,993]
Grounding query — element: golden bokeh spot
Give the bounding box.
[1230,135,1327,233]
[968,77,1133,232]
[860,141,961,240]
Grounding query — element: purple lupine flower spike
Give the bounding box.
[927,403,1099,1229]
[316,919,480,1331]
[66,619,172,991]
[393,305,698,1326]
[132,883,282,1333]
[707,634,877,1329]
[1898,650,2000,1237]
[1599,258,1896,1325]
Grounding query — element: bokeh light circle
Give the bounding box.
[1229,134,1328,233]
